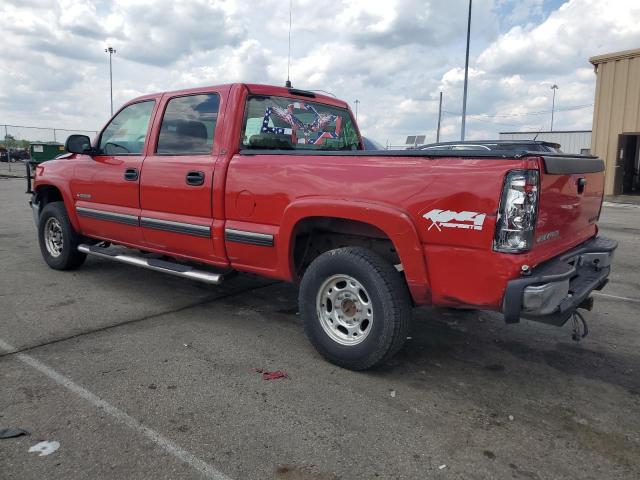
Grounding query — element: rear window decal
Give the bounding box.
[261,103,342,145]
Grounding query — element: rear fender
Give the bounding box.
[279,198,431,304]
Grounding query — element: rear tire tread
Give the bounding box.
[299,246,412,370]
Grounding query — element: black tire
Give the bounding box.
[38,201,87,270]
[299,247,412,370]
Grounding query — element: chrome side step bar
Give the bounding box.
[78,244,224,284]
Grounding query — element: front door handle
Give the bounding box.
[124,168,139,181]
[186,171,205,186]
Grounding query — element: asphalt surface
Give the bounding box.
[1,176,639,480]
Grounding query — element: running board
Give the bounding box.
[78,244,224,284]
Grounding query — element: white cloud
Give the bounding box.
[478,0,640,75]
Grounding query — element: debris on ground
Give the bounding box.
[508,415,514,421]
[28,440,60,456]
[254,368,288,380]
[438,464,447,470]
[0,427,29,439]
[390,390,396,398]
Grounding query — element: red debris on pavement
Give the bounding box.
[254,368,289,380]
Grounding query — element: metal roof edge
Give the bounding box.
[589,48,640,65]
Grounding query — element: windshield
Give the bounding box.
[241,95,361,151]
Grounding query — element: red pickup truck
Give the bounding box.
[29,83,616,370]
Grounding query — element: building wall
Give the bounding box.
[590,48,640,195]
[499,131,591,154]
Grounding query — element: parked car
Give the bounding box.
[29,83,616,370]
[418,140,562,153]
[362,136,385,150]
[10,149,30,162]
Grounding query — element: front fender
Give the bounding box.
[278,197,431,304]
[33,162,80,231]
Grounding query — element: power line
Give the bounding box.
[463,117,542,128]
[2,124,98,133]
[442,104,593,118]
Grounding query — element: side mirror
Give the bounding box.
[65,134,92,155]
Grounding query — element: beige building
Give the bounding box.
[590,48,640,196]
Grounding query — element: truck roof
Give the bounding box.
[128,83,349,109]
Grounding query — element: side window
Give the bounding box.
[98,101,155,155]
[241,96,361,151]
[156,93,219,155]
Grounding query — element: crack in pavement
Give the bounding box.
[0,280,280,360]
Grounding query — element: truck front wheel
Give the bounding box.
[38,201,87,270]
[299,247,412,370]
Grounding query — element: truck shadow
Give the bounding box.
[223,280,640,395]
[384,306,640,395]
[228,280,639,395]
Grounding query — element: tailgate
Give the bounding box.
[532,155,605,263]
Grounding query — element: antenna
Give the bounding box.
[285,0,293,88]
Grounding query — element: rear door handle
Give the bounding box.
[124,168,139,181]
[186,171,205,186]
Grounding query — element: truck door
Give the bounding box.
[71,99,157,245]
[139,88,228,264]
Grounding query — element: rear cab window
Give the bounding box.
[156,93,220,155]
[241,96,361,151]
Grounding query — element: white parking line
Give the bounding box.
[0,338,232,480]
[602,201,640,209]
[592,292,640,303]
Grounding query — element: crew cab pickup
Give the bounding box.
[29,83,617,370]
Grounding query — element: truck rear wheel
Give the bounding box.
[299,247,412,370]
[38,201,87,270]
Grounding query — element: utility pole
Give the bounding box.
[461,0,472,141]
[550,84,558,131]
[436,91,443,143]
[354,99,360,120]
[105,47,116,116]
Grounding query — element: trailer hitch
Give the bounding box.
[571,310,589,342]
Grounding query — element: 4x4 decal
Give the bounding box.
[423,209,486,231]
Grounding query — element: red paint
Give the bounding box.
[32,83,604,313]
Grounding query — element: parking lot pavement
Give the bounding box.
[1,176,639,480]
[0,160,28,178]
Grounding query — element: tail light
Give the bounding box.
[494,170,539,253]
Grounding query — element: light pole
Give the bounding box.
[105,47,116,116]
[461,0,472,141]
[436,91,443,143]
[354,99,360,120]
[550,84,558,131]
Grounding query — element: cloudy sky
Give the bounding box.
[1,0,639,145]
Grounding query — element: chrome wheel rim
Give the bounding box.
[316,274,373,346]
[44,217,64,258]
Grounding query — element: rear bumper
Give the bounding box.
[503,236,617,326]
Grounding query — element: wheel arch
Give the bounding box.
[34,183,80,231]
[278,198,431,304]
